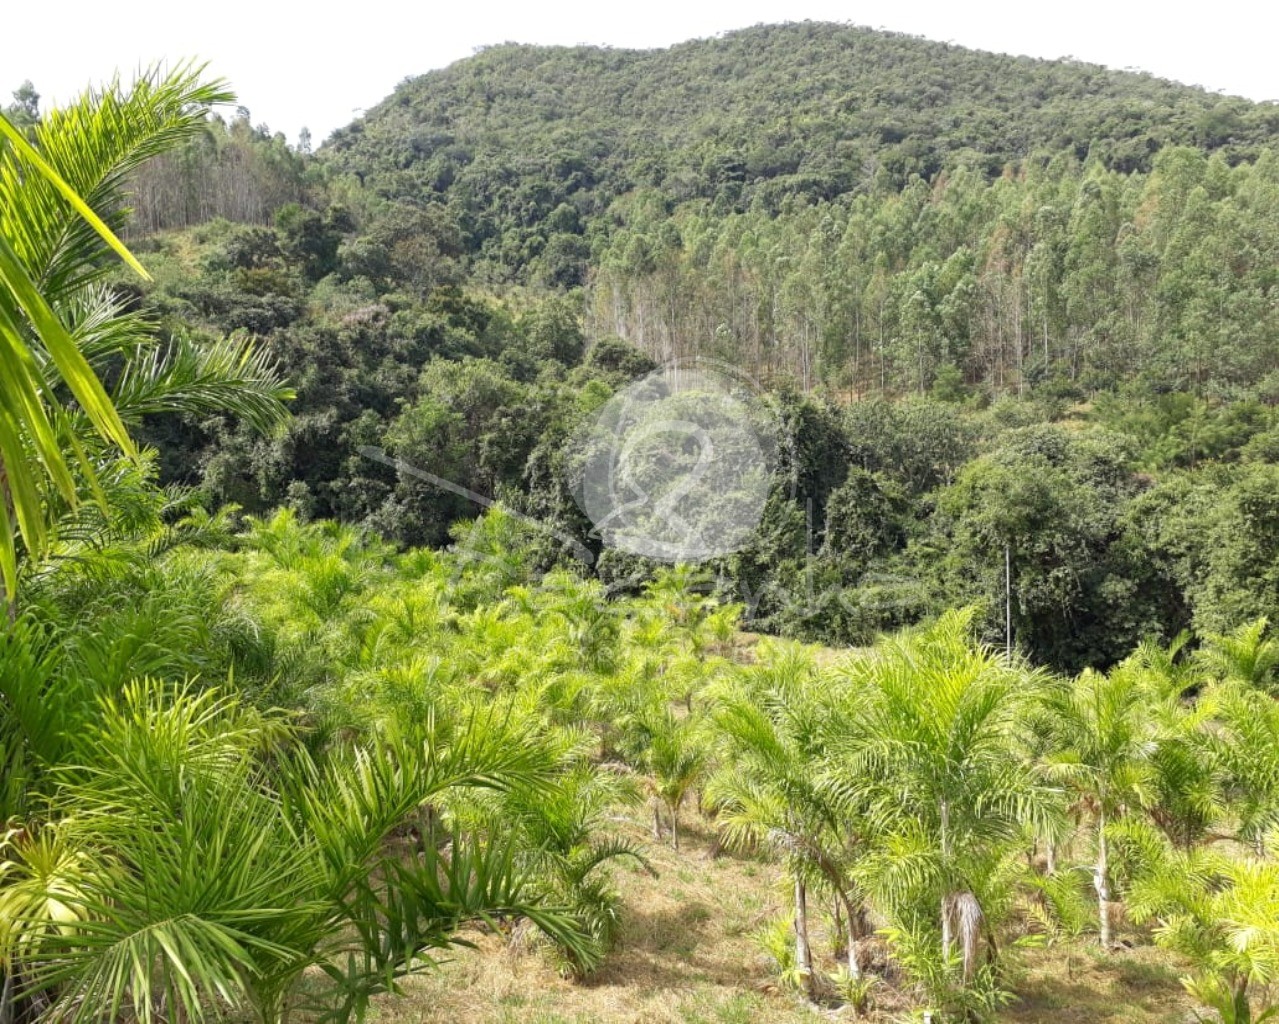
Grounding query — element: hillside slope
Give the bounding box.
[320,22,1279,279]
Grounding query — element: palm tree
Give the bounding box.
[1211,684,1279,855]
[1197,618,1279,692]
[640,706,706,850]
[458,761,655,970]
[543,572,620,674]
[1135,641,1222,852]
[0,67,294,623]
[0,68,236,613]
[2,685,593,1024]
[1042,660,1156,949]
[707,647,870,998]
[1122,818,1279,1023]
[827,609,1052,987]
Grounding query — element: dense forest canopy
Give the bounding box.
[324,23,1279,272]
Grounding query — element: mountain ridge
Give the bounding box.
[317,22,1279,284]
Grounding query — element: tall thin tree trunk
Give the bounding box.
[793,876,817,1001]
[1005,542,1012,658]
[1095,809,1113,949]
[941,795,952,965]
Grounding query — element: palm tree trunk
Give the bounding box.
[941,892,954,967]
[839,892,866,979]
[0,456,14,626]
[942,891,984,984]
[793,876,817,1001]
[939,798,953,967]
[956,892,983,984]
[1,966,14,1024]
[1095,809,1113,949]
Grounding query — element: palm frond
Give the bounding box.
[0,69,227,601]
[0,65,232,299]
[110,331,294,431]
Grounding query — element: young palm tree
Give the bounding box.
[3,685,592,1024]
[1042,661,1156,949]
[1138,653,1222,853]
[640,707,706,851]
[0,69,235,611]
[533,571,622,675]
[1197,618,1279,692]
[458,761,654,970]
[1122,818,1279,1023]
[1211,685,1279,855]
[0,69,292,618]
[827,609,1053,987]
[707,652,871,997]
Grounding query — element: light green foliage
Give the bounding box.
[8,496,1279,1023]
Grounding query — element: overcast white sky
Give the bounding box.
[10,1,1279,147]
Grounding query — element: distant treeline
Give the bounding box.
[126,113,309,233]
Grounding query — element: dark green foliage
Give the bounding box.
[931,425,1163,670]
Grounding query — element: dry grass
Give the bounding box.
[369,805,1198,1024]
[1001,943,1196,1023]
[374,808,816,1024]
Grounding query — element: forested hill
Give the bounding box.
[73,28,1279,673]
[321,22,1279,275]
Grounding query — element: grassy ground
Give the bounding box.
[1002,945,1193,1023]
[373,806,1197,1024]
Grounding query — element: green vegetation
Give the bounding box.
[320,24,1279,284]
[8,500,1279,1022]
[39,26,1274,674]
[8,22,1279,1024]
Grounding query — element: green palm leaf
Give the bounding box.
[0,70,231,604]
